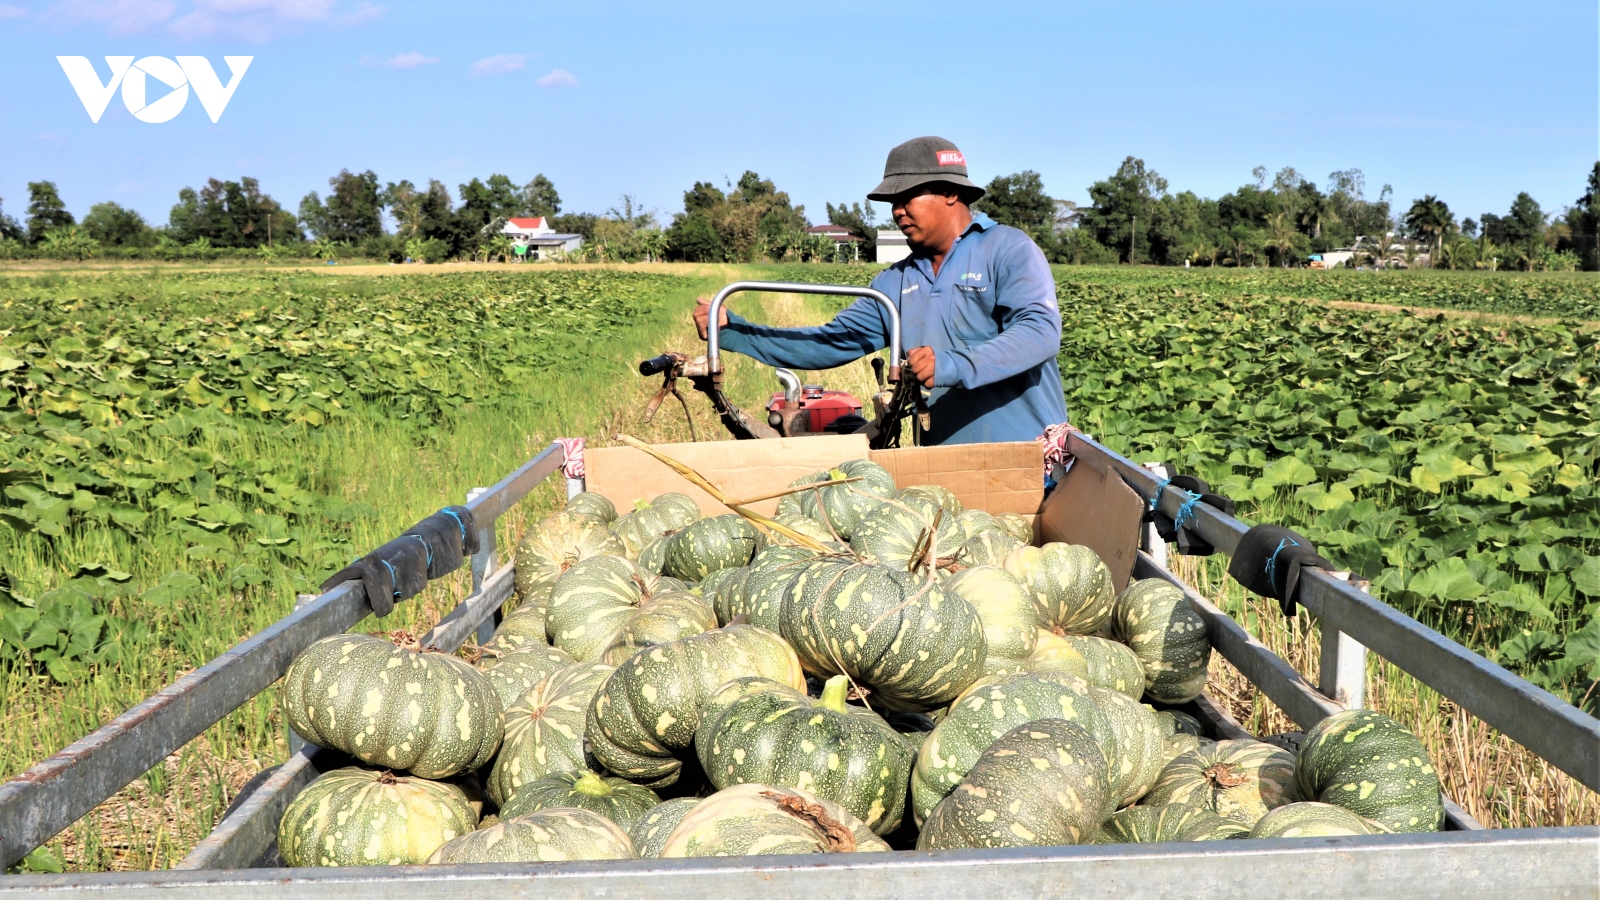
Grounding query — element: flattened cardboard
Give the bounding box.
[586,434,870,517]
[1038,459,1145,592]
[869,442,1043,517]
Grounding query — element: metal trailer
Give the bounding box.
[1,436,1596,899]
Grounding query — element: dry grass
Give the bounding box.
[1173,553,1600,829]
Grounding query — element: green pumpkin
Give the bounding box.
[1163,733,1214,765]
[636,534,675,574]
[776,472,829,519]
[627,798,700,859]
[600,591,718,665]
[586,623,807,787]
[486,662,612,807]
[778,557,986,713]
[546,555,680,662]
[848,494,965,571]
[662,514,761,581]
[1088,684,1166,808]
[284,634,503,779]
[900,484,962,518]
[1248,801,1381,838]
[1002,543,1116,635]
[428,807,633,863]
[798,459,897,539]
[481,588,554,656]
[565,492,619,525]
[279,767,476,867]
[955,531,1024,568]
[1142,739,1302,826]
[1093,803,1249,843]
[479,644,576,711]
[657,783,890,857]
[918,718,1110,850]
[996,513,1033,544]
[516,512,627,592]
[1296,709,1444,833]
[1022,629,1091,680]
[696,675,914,835]
[942,566,1042,674]
[775,512,840,543]
[1061,634,1145,698]
[499,770,661,831]
[701,566,750,619]
[610,493,701,557]
[1157,709,1206,737]
[954,508,1003,541]
[1111,578,1211,704]
[714,545,818,630]
[911,673,1113,825]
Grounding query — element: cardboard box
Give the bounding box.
[585,437,1144,590]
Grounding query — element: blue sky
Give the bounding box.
[1,0,1595,232]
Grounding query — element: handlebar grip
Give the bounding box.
[639,355,675,376]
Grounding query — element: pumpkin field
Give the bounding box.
[0,262,1594,872]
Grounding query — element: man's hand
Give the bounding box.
[907,346,936,388]
[694,296,728,341]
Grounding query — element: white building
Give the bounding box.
[501,217,584,260]
[876,228,910,264]
[806,223,863,261]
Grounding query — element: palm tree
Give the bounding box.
[1265,212,1298,267]
[1404,195,1454,266]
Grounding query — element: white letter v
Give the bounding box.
[58,56,134,123]
[178,56,253,123]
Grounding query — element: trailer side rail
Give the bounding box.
[1070,432,1600,794]
[0,444,568,871]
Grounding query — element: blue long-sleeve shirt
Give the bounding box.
[720,212,1068,444]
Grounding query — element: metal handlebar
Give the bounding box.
[638,354,676,376]
[705,281,902,382]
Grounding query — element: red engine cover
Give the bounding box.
[768,386,864,433]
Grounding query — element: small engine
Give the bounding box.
[766,383,867,436]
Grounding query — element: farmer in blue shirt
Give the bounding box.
[694,136,1068,445]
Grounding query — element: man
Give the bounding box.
[694,136,1067,445]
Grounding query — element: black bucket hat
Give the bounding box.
[867,136,985,203]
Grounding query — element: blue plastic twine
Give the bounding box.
[439,507,469,544]
[1264,537,1301,591]
[380,559,402,598]
[1147,477,1172,511]
[1173,493,1202,531]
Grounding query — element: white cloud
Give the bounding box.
[535,68,577,88]
[0,4,28,18]
[42,0,178,34]
[380,51,438,69]
[468,53,526,78]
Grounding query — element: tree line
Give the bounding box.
[3,159,1596,270]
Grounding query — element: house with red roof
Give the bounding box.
[501,216,585,260]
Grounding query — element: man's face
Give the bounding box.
[891,186,966,251]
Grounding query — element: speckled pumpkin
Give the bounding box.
[917,719,1111,850]
[279,767,476,867]
[599,591,718,666]
[996,513,1033,544]
[1093,803,1248,843]
[545,555,675,662]
[911,673,1113,826]
[712,545,817,631]
[848,494,966,571]
[428,808,634,863]
[1248,801,1381,838]
[774,512,838,543]
[565,492,619,525]
[662,514,761,582]
[586,623,807,787]
[283,633,502,779]
[942,565,1042,674]
[954,508,1004,541]
[695,675,914,835]
[1087,684,1166,808]
[1022,629,1091,681]
[610,493,701,558]
[481,587,555,656]
[954,530,1024,569]
[778,557,986,713]
[657,783,890,857]
[515,511,627,593]
[1142,739,1302,826]
[1111,578,1211,704]
[479,644,576,711]
[627,798,700,858]
[1296,709,1444,833]
[1002,543,1116,636]
[486,662,612,807]
[1060,634,1145,698]
[797,460,897,539]
[499,770,661,831]
[899,484,962,518]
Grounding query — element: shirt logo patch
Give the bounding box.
[958,272,983,281]
[901,284,919,294]
[936,150,966,167]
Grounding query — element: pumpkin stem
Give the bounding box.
[572,771,613,797]
[376,771,398,785]
[1205,763,1250,789]
[819,675,850,713]
[633,498,650,511]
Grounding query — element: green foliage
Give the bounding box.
[37,227,100,261]
[25,182,75,245]
[170,178,299,249]
[666,172,808,263]
[81,203,154,249]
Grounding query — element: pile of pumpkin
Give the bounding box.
[276,459,1445,866]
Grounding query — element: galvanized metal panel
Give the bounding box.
[421,561,515,653]
[7,829,1595,900]
[1072,433,1600,795]
[463,443,564,525]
